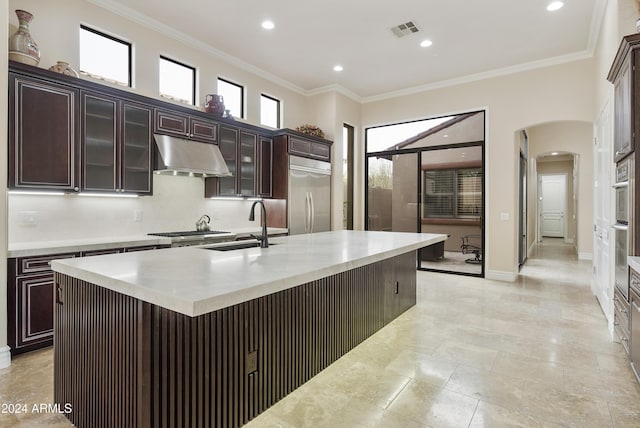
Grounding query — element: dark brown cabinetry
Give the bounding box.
[82,92,153,194]
[154,108,217,143]
[8,252,79,355]
[275,130,332,162]
[384,251,417,323]
[258,136,273,197]
[7,244,168,355]
[614,285,631,355]
[204,125,269,197]
[631,268,640,380]
[9,72,80,191]
[608,34,640,163]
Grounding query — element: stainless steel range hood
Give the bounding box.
[153,134,231,177]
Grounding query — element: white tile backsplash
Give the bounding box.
[8,175,263,243]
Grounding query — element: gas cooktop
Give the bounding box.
[148,231,229,238]
[148,230,237,247]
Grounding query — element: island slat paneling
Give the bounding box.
[54,251,416,428]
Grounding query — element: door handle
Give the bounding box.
[309,192,316,233]
[55,282,63,305]
[304,192,309,232]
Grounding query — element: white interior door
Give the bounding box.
[540,174,567,238]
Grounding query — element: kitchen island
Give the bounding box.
[51,230,445,428]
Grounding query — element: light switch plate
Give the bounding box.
[500,212,509,221]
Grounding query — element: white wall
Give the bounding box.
[1,3,10,369]
[8,175,267,242]
[361,59,596,280]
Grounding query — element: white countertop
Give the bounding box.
[8,235,171,257]
[629,256,640,273]
[7,227,289,258]
[52,230,446,317]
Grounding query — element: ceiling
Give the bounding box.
[91,0,604,101]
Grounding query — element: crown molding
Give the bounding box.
[88,0,602,106]
[306,84,363,103]
[361,50,593,104]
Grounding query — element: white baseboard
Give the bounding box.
[578,252,593,261]
[564,238,575,244]
[0,346,11,369]
[485,270,517,282]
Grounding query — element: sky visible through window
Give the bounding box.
[366,116,452,153]
[217,79,243,118]
[79,27,130,86]
[159,57,195,105]
[260,95,279,128]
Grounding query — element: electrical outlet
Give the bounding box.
[133,209,143,222]
[246,350,258,374]
[19,211,38,226]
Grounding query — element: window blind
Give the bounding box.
[424,168,481,218]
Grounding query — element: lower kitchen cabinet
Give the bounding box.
[384,252,417,323]
[8,252,79,355]
[7,244,169,355]
[631,269,640,380]
[614,285,631,355]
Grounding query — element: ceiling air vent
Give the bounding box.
[391,21,420,38]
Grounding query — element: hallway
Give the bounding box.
[1,239,639,427]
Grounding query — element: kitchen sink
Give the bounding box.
[201,241,277,251]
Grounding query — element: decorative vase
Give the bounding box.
[204,94,225,116]
[8,10,40,66]
[48,61,79,77]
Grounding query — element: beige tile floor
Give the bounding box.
[2,238,640,427]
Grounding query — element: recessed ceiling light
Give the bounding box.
[333,65,343,72]
[261,20,275,30]
[551,152,559,155]
[420,39,433,48]
[546,1,564,11]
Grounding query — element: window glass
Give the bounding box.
[260,94,280,128]
[79,26,131,86]
[217,78,244,118]
[159,56,195,105]
[424,168,481,218]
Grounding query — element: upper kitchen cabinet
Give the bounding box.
[82,91,153,194]
[274,129,332,162]
[205,125,266,197]
[154,108,217,143]
[9,70,80,191]
[608,34,640,163]
[258,136,273,198]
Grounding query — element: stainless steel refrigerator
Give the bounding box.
[288,155,331,234]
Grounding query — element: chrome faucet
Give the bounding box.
[248,200,269,248]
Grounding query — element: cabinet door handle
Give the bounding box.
[55,283,63,305]
[394,281,399,295]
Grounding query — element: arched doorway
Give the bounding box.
[518,121,593,264]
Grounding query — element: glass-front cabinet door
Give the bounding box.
[217,125,239,196]
[82,92,152,194]
[121,103,152,193]
[239,131,257,196]
[82,93,117,191]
